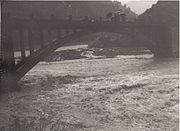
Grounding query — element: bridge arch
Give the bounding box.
[74,30,157,54]
[62,26,170,58]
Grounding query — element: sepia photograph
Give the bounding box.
[0,0,179,131]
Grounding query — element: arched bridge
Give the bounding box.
[0,14,172,91]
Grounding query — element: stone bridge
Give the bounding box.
[0,14,176,91]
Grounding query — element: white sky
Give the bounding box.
[120,0,158,14]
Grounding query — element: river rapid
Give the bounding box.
[0,45,179,131]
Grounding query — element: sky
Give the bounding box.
[120,0,158,14]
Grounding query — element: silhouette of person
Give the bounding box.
[120,13,126,22]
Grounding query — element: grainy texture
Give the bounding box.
[0,45,178,131]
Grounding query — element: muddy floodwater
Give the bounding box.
[0,45,179,131]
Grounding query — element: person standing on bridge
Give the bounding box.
[120,13,127,22]
[107,9,127,22]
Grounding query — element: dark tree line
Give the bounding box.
[2,1,137,21]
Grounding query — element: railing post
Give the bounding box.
[73,29,77,34]
[51,14,55,21]
[28,14,34,55]
[84,16,89,23]
[28,29,33,55]
[48,30,52,42]
[51,14,56,41]
[65,29,69,36]
[57,29,61,39]
[99,16,103,22]
[19,29,26,60]
[68,15,72,21]
[39,29,44,48]
[47,14,55,42]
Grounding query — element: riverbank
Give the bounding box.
[44,45,152,62]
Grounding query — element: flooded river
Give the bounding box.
[0,45,179,131]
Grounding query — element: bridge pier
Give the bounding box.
[168,26,179,57]
[1,13,19,93]
[150,26,176,58]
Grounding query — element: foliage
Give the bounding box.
[138,1,179,26]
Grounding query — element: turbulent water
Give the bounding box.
[0,45,179,131]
